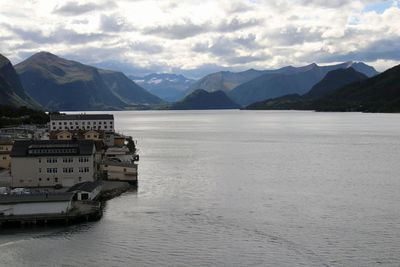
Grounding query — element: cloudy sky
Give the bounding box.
[1,0,399,78]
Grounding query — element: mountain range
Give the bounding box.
[130,73,195,102]
[228,62,378,106]
[247,65,400,113]
[15,52,162,111]
[2,50,397,112]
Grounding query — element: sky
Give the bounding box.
[0,0,399,78]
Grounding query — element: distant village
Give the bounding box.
[0,113,139,226]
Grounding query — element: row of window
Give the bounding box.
[52,121,113,125]
[52,126,111,130]
[29,148,77,155]
[38,157,90,163]
[40,167,90,173]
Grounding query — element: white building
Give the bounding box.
[49,114,114,132]
[10,140,97,188]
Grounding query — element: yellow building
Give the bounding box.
[0,140,13,169]
[84,130,101,141]
[56,131,72,140]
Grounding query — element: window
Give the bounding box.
[81,193,89,200]
[63,157,73,163]
[63,167,73,173]
[39,178,42,181]
[78,167,90,173]
[53,127,56,130]
[82,121,85,125]
[75,122,78,125]
[79,157,89,163]
[99,121,102,124]
[52,122,55,125]
[69,122,72,125]
[105,126,108,129]
[47,168,58,173]
[47,158,58,163]
[38,158,41,163]
[58,122,62,125]
[39,168,42,173]
[54,178,58,183]
[64,122,67,125]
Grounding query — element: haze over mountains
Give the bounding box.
[2,50,399,112]
[130,73,195,102]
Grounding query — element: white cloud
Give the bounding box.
[0,0,399,78]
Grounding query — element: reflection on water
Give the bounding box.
[1,110,400,266]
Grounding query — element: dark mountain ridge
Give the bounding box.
[246,65,400,113]
[15,52,162,111]
[170,89,241,110]
[0,54,40,109]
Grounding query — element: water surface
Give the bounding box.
[1,110,400,266]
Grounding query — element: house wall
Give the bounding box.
[11,154,96,188]
[0,144,12,169]
[0,154,11,169]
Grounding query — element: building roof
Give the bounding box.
[55,131,72,135]
[67,181,102,193]
[0,192,74,204]
[0,139,13,145]
[50,114,114,121]
[10,140,95,157]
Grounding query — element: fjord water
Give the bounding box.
[1,110,400,266]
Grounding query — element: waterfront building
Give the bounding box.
[100,160,138,184]
[0,140,13,169]
[10,140,97,188]
[49,114,114,132]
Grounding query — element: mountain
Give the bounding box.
[246,64,400,113]
[130,73,195,102]
[187,69,267,94]
[305,67,368,98]
[313,64,400,112]
[229,62,378,106]
[15,52,162,111]
[0,54,40,109]
[170,89,241,110]
[246,67,369,110]
[99,70,163,105]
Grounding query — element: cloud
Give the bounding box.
[4,24,110,45]
[129,42,163,54]
[100,14,129,32]
[1,0,399,75]
[215,17,262,32]
[53,1,116,16]
[143,17,262,40]
[143,20,208,39]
